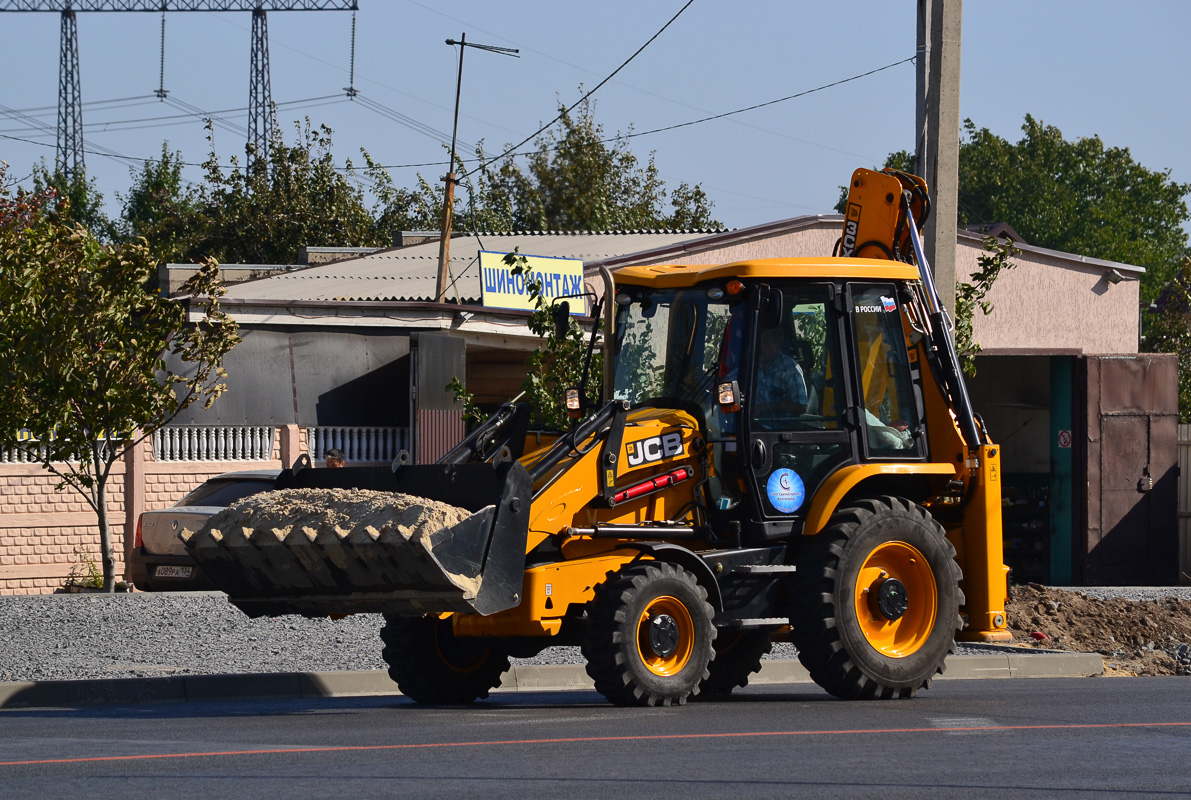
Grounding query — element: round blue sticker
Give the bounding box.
[766,468,806,514]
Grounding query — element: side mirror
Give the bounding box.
[717,380,741,414]
[552,301,571,339]
[564,386,582,419]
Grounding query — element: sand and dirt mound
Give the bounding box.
[181,488,481,600]
[1006,584,1191,676]
[197,488,472,546]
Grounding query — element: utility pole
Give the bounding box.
[6,2,356,172]
[56,9,84,182]
[248,7,273,166]
[916,0,962,312]
[435,34,518,304]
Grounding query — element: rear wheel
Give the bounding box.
[695,629,774,698]
[791,496,962,699]
[380,614,511,704]
[582,562,716,707]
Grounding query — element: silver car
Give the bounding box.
[127,470,278,591]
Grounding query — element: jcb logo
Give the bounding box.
[841,202,862,256]
[626,432,684,467]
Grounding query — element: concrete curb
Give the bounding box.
[0,653,1104,710]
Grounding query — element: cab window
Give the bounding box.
[848,284,922,457]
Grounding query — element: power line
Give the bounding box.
[619,56,916,141]
[459,0,696,180]
[353,93,466,148]
[7,95,160,115]
[365,55,915,172]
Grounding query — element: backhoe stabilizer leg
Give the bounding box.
[957,444,1012,642]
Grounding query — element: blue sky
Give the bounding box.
[2,1,1188,234]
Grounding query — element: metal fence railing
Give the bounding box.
[153,426,276,462]
[308,426,410,464]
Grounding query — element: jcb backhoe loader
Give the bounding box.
[184,168,1011,706]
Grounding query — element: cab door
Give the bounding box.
[739,283,854,539]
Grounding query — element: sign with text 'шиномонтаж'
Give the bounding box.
[479,251,585,314]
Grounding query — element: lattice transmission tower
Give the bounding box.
[2,1,357,172]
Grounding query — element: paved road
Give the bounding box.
[2,678,1189,799]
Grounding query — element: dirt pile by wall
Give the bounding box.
[1006,584,1191,676]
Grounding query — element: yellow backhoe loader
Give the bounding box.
[184,167,1011,706]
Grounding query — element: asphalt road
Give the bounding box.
[2,678,1189,799]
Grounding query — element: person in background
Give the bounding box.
[754,331,808,415]
[324,448,346,468]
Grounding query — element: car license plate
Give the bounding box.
[155,566,193,579]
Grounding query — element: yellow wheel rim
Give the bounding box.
[853,541,937,658]
[636,596,695,676]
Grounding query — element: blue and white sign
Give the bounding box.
[766,468,806,514]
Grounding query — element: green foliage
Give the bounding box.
[116,143,203,269]
[1142,257,1191,421]
[187,120,383,264]
[955,236,1021,376]
[362,150,444,241]
[446,374,485,428]
[504,250,602,429]
[69,101,721,270]
[64,547,104,590]
[31,161,114,241]
[957,115,1190,304]
[471,98,720,232]
[842,117,1190,305]
[0,164,240,589]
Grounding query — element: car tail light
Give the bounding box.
[134,514,144,549]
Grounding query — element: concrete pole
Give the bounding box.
[920,0,962,313]
[915,1,931,179]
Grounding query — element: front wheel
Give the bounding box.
[582,562,716,707]
[791,496,962,700]
[380,614,511,704]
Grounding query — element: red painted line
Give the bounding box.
[2,721,1189,767]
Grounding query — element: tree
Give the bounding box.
[472,98,720,232]
[1142,257,1191,421]
[116,143,203,270]
[841,119,1191,303]
[957,116,1189,304]
[188,120,383,264]
[31,161,114,242]
[0,166,240,590]
[371,98,721,238]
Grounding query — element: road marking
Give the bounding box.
[928,717,998,734]
[2,721,1189,767]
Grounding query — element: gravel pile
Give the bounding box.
[0,592,750,681]
[5,586,1190,683]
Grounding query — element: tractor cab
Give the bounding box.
[611,260,931,543]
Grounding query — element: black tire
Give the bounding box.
[695,629,774,698]
[380,614,511,704]
[582,562,717,707]
[791,496,962,700]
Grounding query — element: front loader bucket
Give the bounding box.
[181,461,531,619]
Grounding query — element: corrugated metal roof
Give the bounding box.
[225,230,724,302]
